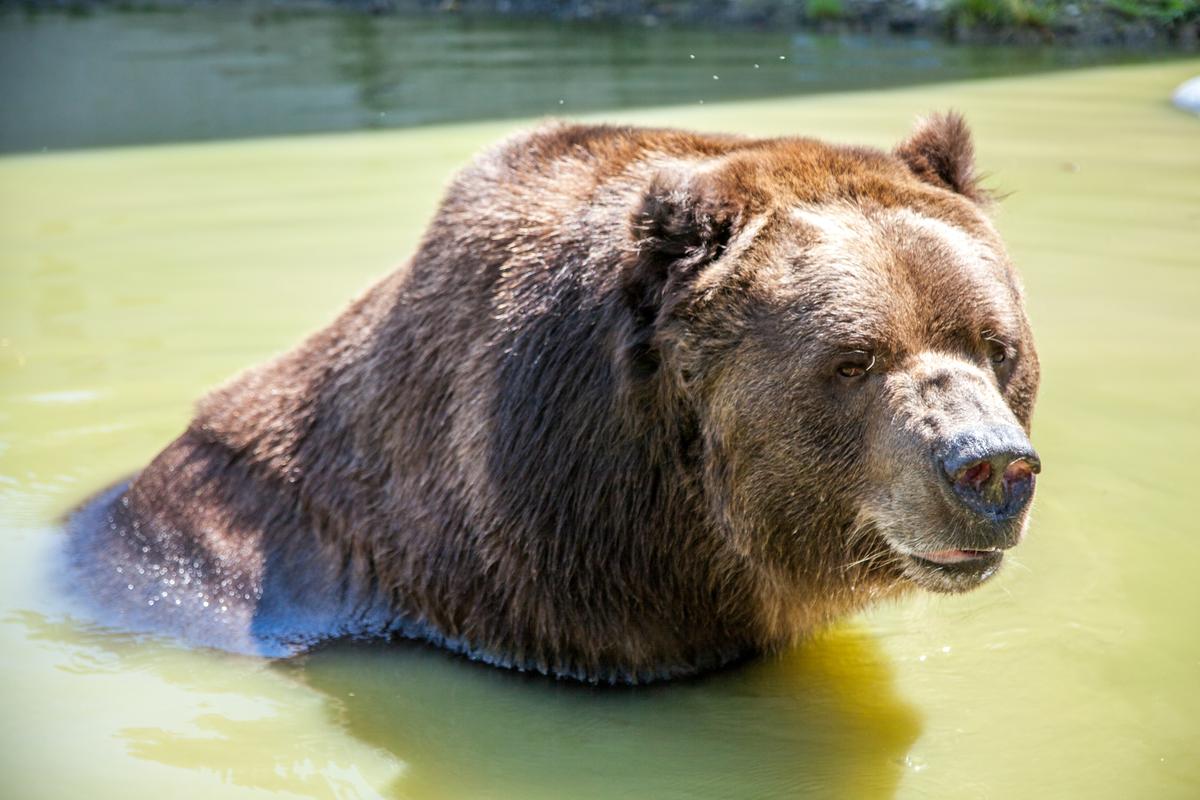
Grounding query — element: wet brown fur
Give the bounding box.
[66,114,1039,683]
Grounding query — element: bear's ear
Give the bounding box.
[622,168,745,377]
[894,112,987,203]
[625,169,740,325]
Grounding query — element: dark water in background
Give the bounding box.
[0,8,1170,153]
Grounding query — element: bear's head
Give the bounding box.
[625,113,1040,600]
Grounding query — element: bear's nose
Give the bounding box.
[938,427,1041,522]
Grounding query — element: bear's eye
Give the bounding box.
[983,334,1011,367]
[837,363,866,378]
[984,331,1012,369]
[835,351,875,380]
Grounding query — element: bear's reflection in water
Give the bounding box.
[21,610,919,798]
[278,626,921,799]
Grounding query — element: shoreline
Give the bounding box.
[4,0,1197,48]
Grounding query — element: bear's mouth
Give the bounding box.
[912,548,1000,565]
[902,547,1004,592]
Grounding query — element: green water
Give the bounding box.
[2,60,1199,798]
[0,8,1176,153]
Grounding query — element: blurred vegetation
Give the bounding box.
[941,0,1200,31]
[805,0,845,22]
[5,0,1199,44]
[946,0,1055,29]
[1104,0,1199,23]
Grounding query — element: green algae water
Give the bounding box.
[2,59,1199,798]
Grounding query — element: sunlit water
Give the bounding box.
[2,60,1199,798]
[0,7,1179,153]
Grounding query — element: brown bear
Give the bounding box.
[66,114,1041,684]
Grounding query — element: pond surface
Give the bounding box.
[2,59,1199,798]
[0,7,1178,153]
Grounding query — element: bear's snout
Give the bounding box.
[937,426,1040,524]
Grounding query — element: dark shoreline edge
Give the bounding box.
[3,0,1198,48]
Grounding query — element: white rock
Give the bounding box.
[1172,76,1200,114]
